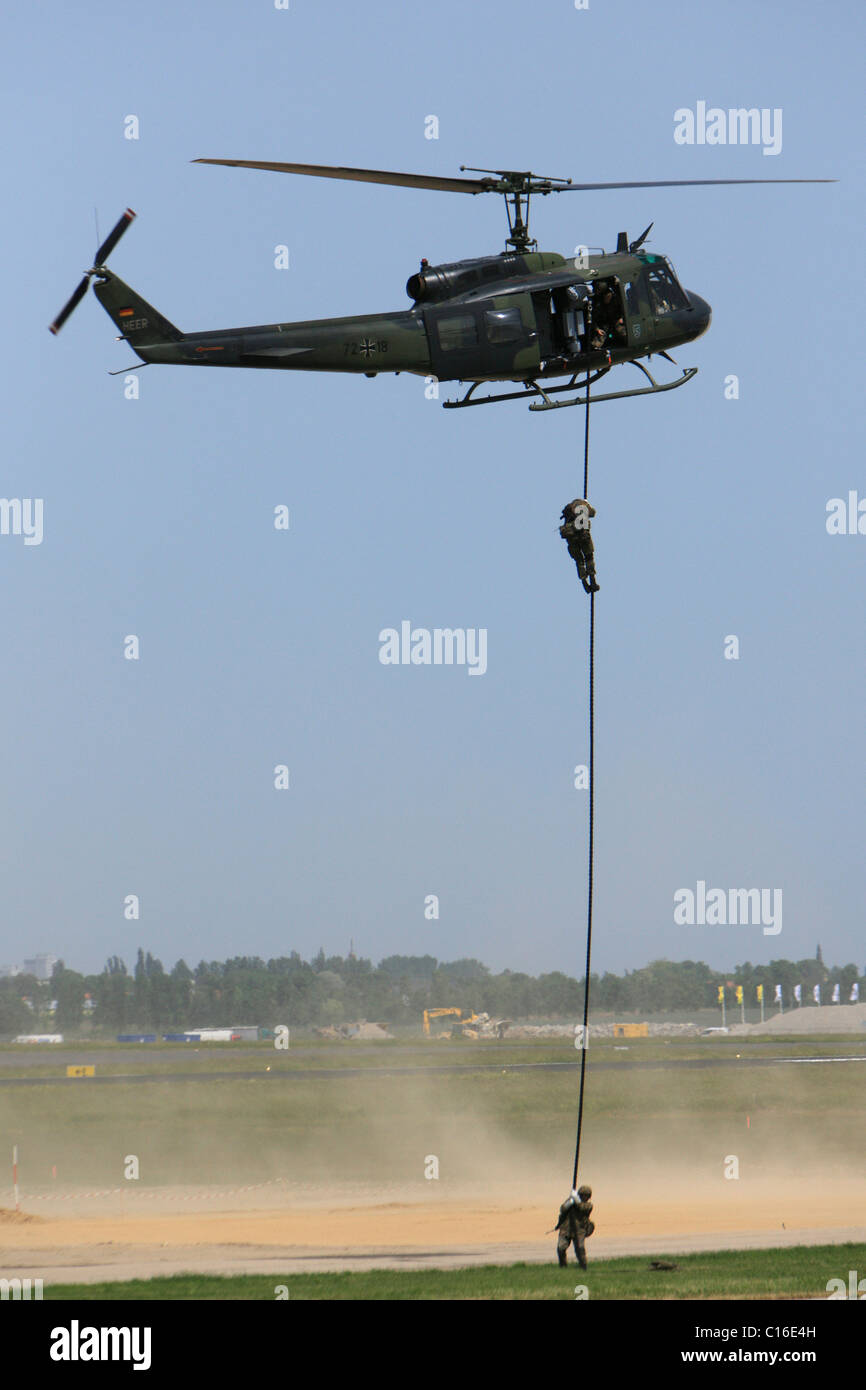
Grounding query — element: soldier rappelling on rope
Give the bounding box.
[555,1184,595,1269]
[560,499,600,594]
[556,393,598,1279]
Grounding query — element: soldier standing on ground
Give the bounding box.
[556,1185,595,1269]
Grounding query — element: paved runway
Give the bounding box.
[0,1053,864,1086]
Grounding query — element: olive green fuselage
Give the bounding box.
[93,247,711,387]
[145,309,432,374]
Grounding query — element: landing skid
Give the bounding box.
[442,359,697,411]
[442,367,612,410]
[529,360,697,410]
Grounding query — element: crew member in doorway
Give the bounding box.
[590,279,627,350]
[560,499,600,593]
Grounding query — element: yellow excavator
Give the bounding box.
[423,1007,469,1037]
[423,1007,509,1039]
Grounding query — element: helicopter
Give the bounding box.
[49,162,832,411]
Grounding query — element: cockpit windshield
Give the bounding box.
[645,258,690,315]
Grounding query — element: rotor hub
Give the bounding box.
[460,168,574,252]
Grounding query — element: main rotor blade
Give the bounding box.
[556,178,835,191]
[194,163,835,197]
[94,207,136,266]
[49,276,90,335]
[193,159,493,194]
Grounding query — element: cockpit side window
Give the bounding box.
[646,261,690,315]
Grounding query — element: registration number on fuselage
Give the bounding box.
[344,338,389,358]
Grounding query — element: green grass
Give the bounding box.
[42,1243,862,1301]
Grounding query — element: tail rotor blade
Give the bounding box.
[49,276,91,335]
[94,207,136,266]
[49,208,137,336]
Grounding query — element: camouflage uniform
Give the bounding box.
[560,500,600,593]
[556,1187,595,1269]
[590,281,627,350]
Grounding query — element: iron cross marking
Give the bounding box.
[359,338,377,357]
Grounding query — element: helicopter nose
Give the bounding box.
[687,292,712,337]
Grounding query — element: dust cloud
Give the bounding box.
[2,1052,863,1278]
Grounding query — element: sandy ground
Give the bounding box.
[2,1177,864,1284]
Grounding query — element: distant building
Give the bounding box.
[0,965,21,978]
[22,954,58,981]
[186,1025,259,1041]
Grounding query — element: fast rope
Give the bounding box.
[570,368,595,1191]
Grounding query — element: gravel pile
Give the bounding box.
[736,1003,866,1035]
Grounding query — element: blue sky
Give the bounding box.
[1,0,863,977]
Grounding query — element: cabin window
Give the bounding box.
[484,307,523,344]
[437,313,478,350]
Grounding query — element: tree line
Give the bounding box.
[0,946,861,1036]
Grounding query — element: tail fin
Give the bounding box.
[92,270,183,355]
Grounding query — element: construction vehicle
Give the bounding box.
[423,1007,465,1037]
[423,1008,510,1039]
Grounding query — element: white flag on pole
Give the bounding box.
[832,983,840,1003]
[794,984,802,1004]
[812,983,821,1004]
[774,983,782,1002]
[851,982,860,1003]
